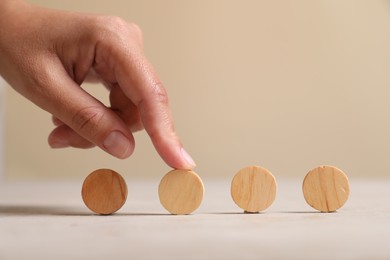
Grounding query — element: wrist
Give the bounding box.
[0,0,35,79]
[0,0,28,17]
[0,1,38,28]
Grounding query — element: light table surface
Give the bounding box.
[0,178,389,260]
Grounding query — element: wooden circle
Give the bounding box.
[158,170,204,215]
[81,169,128,215]
[302,165,350,212]
[231,166,277,213]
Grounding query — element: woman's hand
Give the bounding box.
[0,0,195,169]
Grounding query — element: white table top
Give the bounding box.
[0,178,389,260]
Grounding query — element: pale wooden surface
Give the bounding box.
[0,178,389,260]
[158,170,204,215]
[302,165,350,212]
[231,166,277,213]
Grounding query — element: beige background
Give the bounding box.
[4,0,390,179]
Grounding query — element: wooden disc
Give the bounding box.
[81,169,127,215]
[302,165,350,212]
[231,166,277,213]
[158,170,204,215]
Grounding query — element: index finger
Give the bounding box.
[113,47,196,170]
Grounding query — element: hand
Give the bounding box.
[0,0,195,169]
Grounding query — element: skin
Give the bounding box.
[0,0,195,170]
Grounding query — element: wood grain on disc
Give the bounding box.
[82,169,127,215]
[231,166,277,213]
[158,170,204,215]
[302,165,350,212]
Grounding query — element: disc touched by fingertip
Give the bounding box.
[302,165,350,212]
[158,170,204,215]
[82,169,127,215]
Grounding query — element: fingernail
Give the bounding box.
[181,147,196,169]
[49,137,70,148]
[103,131,132,159]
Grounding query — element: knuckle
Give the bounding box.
[89,16,126,40]
[90,16,142,43]
[151,82,169,105]
[104,16,128,31]
[71,107,105,138]
[128,22,143,42]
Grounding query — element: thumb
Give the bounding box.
[38,66,135,159]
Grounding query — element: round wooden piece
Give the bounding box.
[231,166,277,213]
[158,170,204,215]
[81,169,128,215]
[302,165,350,212]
